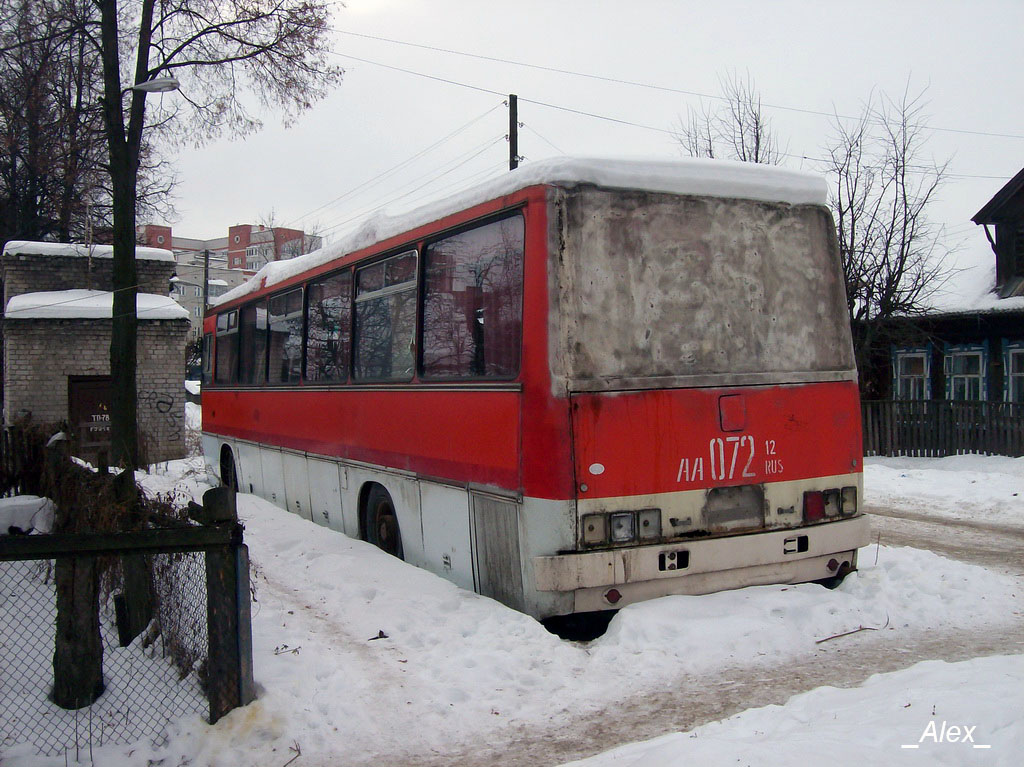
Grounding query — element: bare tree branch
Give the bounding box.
[675,72,781,165]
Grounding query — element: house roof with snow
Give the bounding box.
[2,240,175,262]
[4,290,189,320]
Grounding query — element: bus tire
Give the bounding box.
[220,446,239,493]
[364,484,404,560]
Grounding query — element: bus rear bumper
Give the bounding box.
[532,515,870,612]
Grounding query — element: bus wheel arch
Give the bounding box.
[360,482,404,560]
[219,445,239,492]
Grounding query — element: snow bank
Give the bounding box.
[87,489,1016,767]
[0,496,54,534]
[216,156,828,306]
[5,457,1020,765]
[865,455,1024,529]
[2,241,174,262]
[5,290,189,320]
[563,655,1024,766]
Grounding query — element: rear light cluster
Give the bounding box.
[582,508,662,545]
[802,486,858,523]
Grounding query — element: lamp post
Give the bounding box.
[131,76,180,93]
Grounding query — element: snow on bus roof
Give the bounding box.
[215,156,828,306]
[5,289,189,320]
[2,240,175,262]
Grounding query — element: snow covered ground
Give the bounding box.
[564,655,1024,766]
[865,454,1024,529]
[3,455,1022,766]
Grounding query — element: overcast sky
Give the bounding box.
[165,0,1024,285]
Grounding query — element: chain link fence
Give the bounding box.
[1,552,210,757]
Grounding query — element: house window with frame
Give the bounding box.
[944,344,987,401]
[1004,341,1024,403]
[892,348,930,400]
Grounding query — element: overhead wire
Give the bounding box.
[284,100,505,228]
[331,27,1024,142]
[329,48,1012,181]
[298,34,1011,240]
[317,133,507,237]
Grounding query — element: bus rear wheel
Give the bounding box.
[220,447,238,493]
[364,485,404,560]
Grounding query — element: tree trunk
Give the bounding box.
[52,557,104,709]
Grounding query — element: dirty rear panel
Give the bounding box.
[549,186,855,394]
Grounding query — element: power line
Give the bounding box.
[285,101,505,228]
[329,48,1014,182]
[330,51,506,98]
[521,122,565,155]
[331,50,680,137]
[332,27,1024,142]
[318,134,507,236]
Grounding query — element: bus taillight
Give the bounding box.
[803,491,826,523]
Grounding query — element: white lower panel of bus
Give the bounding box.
[533,515,870,612]
[204,434,869,620]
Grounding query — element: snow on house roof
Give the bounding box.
[216,156,828,306]
[2,240,175,262]
[5,290,189,320]
[924,260,1024,317]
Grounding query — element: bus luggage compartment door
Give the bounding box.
[470,492,525,613]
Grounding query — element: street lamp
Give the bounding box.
[131,76,180,93]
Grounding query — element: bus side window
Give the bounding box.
[201,333,213,385]
[306,270,352,382]
[214,310,239,384]
[268,288,304,384]
[421,215,524,379]
[354,251,417,381]
[239,300,268,385]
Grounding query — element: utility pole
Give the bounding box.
[508,94,519,171]
[202,248,210,311]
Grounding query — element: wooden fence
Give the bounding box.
[862,400,1024,457]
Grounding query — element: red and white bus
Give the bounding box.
[201,158,869,620]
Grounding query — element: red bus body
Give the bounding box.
[202,159,869,619]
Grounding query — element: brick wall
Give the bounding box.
[1,253,174,305]
[3,318,190,463]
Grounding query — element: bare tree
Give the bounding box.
[823,87,954,392]
[0,0,173,245]
[676,72,781,165]
[83,0,343,476]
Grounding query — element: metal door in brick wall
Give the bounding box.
[67,376,112,464]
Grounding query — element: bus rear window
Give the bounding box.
[421,215,524,379]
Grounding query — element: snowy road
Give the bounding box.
[410,481,1024,766]
[866,503,1024,577]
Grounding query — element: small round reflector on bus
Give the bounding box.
[604,588,622,604]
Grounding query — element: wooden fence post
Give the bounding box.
[202,487,254,723]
